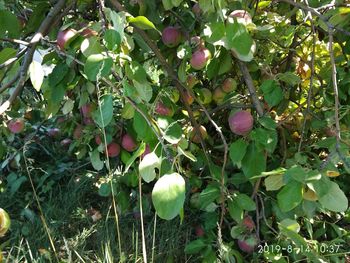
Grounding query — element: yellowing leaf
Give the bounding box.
[326,170,340,177]
[265,174,284,191]
[303,189,318,201]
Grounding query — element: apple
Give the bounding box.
[121,134,137,152]
[95,134,102,145]
[197,88,212,104]
[187,74,199,89]
[190,47,211,70]
[57,28,77,50]
[73,124,83,139]
[183,91,194,105]
[222,78,237,93]
[81,28,98,38]
[237,236,258,253]
[242,216,255,231]
[107,142,121,157]
[195,225,205,237]
[162,26,182,47]
[228,110,254,135]
[60,138,72,147]
[228,10,252,26]
[83,117,94,126]
[212,87,226,104]
[47,128,60,137]
[0,208,11,237]
[155,101,174,116]
[190,125,207,143]
[80,103,94,118]
[7,119,25,134]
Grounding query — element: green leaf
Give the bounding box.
[98,183,111,197]
[319,181,348,212]
[0,10,20,38]
[29,61,44,92]
[276,72,301,86]
[199,185,221,210]
[128,16,157,30]
[92,94,113,128]
[124,143,146,173]
[81,36,103,57]
[121,102,135,119]
[283,165,306,183]
[48,63,69,87]
[90,148,104,171]
[152,173,186,220]
[265,174,284,191]
[62,98,75,115]
[241,143,266,179]
[164,121,182,144]
[0,48,17,65]
[235,193,256,211]
[126,61,147,83]
[277,181,303,212]
[84,54,113,81]
[250,128,278,153]
[226,21,253,56]
[229,139,248,167]
[139,152,160,183]
[260,79,283,107]
[258,116,277,130]
[204,21,226,44]
[133,80,153,102]
[227,199,243,222]
[133,105,156,142]
[162,0,173,10]
[184,239,208,254]
[171,0,183,7]
[104,29,121,50]
[279,219,300,233]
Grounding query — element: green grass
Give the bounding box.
[0,170,199,263]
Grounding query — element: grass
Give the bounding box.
[0,167,199,263]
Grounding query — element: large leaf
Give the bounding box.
[90,148,104,171]
[199,185,221,210]
[241,143,266,178]
[184,239,208,254]
[128,16,156,30]
[163,121,182,144]
[234,193,256,211]
[84,54,113,81]
[0,10,20,38]
[133,105,156,142]
[277,180,303,212]
[152,173,186,220]
[29,61,44,91]
[229,139,248,167]
[260,79,283,107]
[139,152,160,183]
[226,21,253,56]
[318,181,348,212]
[133,80,153,102]
[92,94,113,128]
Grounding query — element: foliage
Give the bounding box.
[1,0,350,262]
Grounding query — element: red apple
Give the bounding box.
[57,28,77,50]
[190,125,207,143]
[121,134,137,152]
[162,26,182,47]
[242,216,255,231]
[7,119,24,134]
[47,128,60,137]
[195,225,205,237]
[222,78,237,93]
[83,117,94,126]
[95,134,102,145]
[212,87,226,104]
[155,101,173,116]
[190,47,211,70]
[228,111,254,135]
[237,236,258,253]
[228,10,252,26]
[81,28,98,38]
[107,142,121,157]
[73,124,83,139]
[80,104,94,118]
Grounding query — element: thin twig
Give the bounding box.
[0,47,27,70]
[0,0,68,115]
[0,72,20,94]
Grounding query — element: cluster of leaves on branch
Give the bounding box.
[1,0,350,262]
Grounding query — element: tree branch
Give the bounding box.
[0,0,68,115]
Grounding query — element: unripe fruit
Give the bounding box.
[7,119,25,134]
[60,138,72,147]
[195,225,205,237]
[183,91,194,105]
[222,78,237,93]
[57,29,77,50]
[121,134,137,152]
[73,124,83,139]
[107,142,121,157]
[228,10,252,26]
[47,128,60,137]
[242,216,255,231]
[198,88,212,104]
[190,125,207,143]
[155,102,173,116]
[228,111,254,135]
[190,48,211,70]
[0,208,11,237]
[170,89,180,103]
[162,26,182,47]
[237,236,258,253]
[212,87,226,104]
